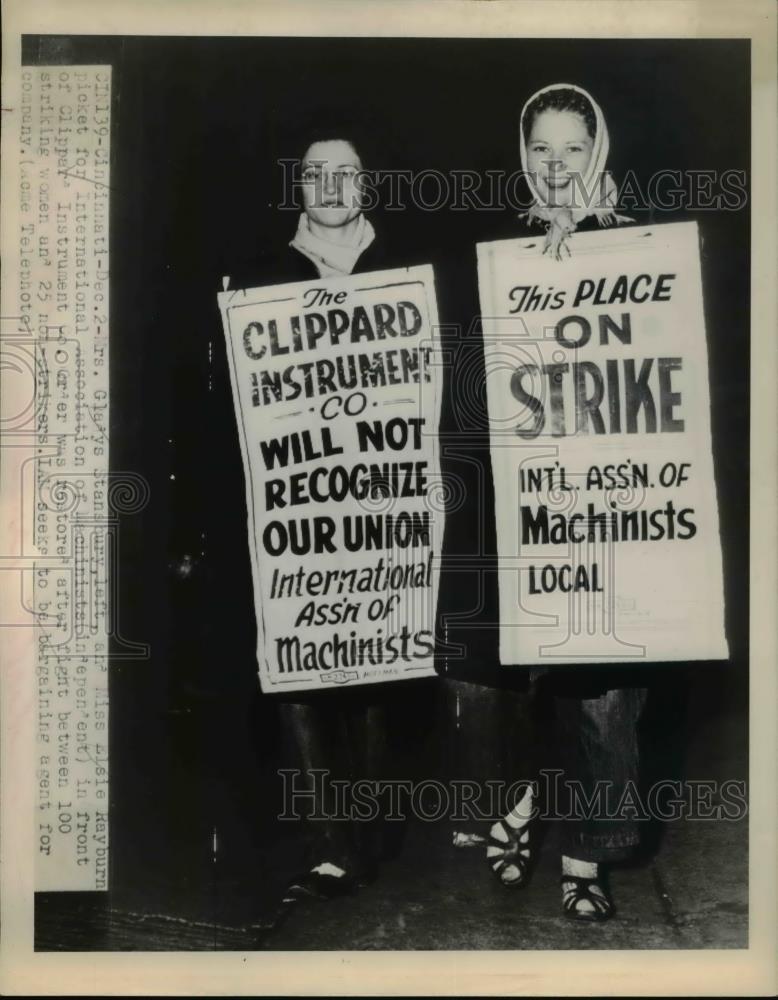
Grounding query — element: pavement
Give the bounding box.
[254,708,747,951]
[35,704,747,951]
[254,807,747,951]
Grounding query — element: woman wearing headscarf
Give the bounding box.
[519,82,633,257]
[511,83,647,920]
[440,83,647,922]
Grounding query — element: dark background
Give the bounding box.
[24,35,750,946]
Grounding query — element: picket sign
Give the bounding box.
[219,266,443,693]
[476,222,728,665]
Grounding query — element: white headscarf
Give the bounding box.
[519,83,631,258]
[290,212,376,278]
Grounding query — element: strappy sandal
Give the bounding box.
[486,818,531,888]
[560,874,615,922]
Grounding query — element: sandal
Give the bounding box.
[486,818,531,888]
[560,874,615,922]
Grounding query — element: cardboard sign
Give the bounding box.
[477,222,728,665]
[219,266,443,693]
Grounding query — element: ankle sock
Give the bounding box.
[504,785,534,830]
[561,855,598,879]
[311,861,347,878]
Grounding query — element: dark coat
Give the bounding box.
[433,211,656,694]
[225,224,398,292]
[223,219,437,706]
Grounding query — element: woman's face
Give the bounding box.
[301,139,363,229]
[525,109,594,205]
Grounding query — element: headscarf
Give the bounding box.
[289,211,376,278]
[519,83,631,259]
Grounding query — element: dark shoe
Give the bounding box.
[560,874,615,922]
[353,860,378,888]
[286,863,358,900]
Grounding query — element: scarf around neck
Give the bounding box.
[290,212,376,278]
[519,83,631,258]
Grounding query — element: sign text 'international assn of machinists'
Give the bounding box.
[477,222,728,665]
[219,266,444,693]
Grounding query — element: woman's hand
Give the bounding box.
[542,211,576,261]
